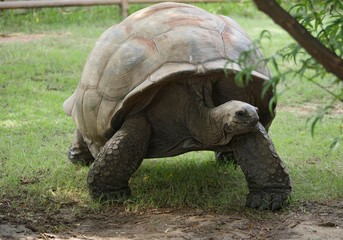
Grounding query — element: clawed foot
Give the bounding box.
[68,146,94,166]
[246,188,291,211]
[68,129,95,166]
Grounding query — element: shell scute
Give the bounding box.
[98,36,163,101]
[130,3,225,38]
[153,27,225,64]
[82,89,102,137]
[79,23,135,91]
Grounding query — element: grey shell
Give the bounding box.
[63,2,271,155]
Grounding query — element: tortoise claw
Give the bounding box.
[246,188,291,211]
[68,129,95,166]
[68,146,94,166]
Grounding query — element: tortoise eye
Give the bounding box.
[235,110,246,117]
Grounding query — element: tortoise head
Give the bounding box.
[210,100,259,144]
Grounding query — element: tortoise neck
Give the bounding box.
[185,78,230,146]
[188,98,227,146]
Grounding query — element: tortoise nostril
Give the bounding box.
[236,110,245,117]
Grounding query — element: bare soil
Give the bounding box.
[0,33,65,43]
[1,200,343,240]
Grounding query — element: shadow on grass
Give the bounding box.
[128,152,247,213]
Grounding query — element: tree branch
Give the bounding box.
[253,0,343,82]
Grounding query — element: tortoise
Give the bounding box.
[63,2,291,210]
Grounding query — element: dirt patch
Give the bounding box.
[1,201,342,239]
[0,33,65,43]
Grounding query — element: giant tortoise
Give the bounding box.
[63,2,291,210]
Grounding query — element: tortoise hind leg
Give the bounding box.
[87,116,151,202]
[68,129,95,166]
[231,122,292,211]
[215,151,237,165]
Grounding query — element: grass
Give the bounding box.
[0,2,342,216]
[129,154,247,212]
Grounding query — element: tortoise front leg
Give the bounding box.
[87,116,151,202]
[68,129,95,166]
[232,123,292,210]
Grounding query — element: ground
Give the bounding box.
[1,200,343,239]
[1,33,342,240]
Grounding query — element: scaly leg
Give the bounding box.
[87,116,151,201]
[232,123,292,210]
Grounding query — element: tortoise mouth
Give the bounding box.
[232,118,259,128]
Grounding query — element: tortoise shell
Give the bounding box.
[63,2,272,156]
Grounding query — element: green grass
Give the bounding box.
[129,154,247,212]
[0,3,342,215]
